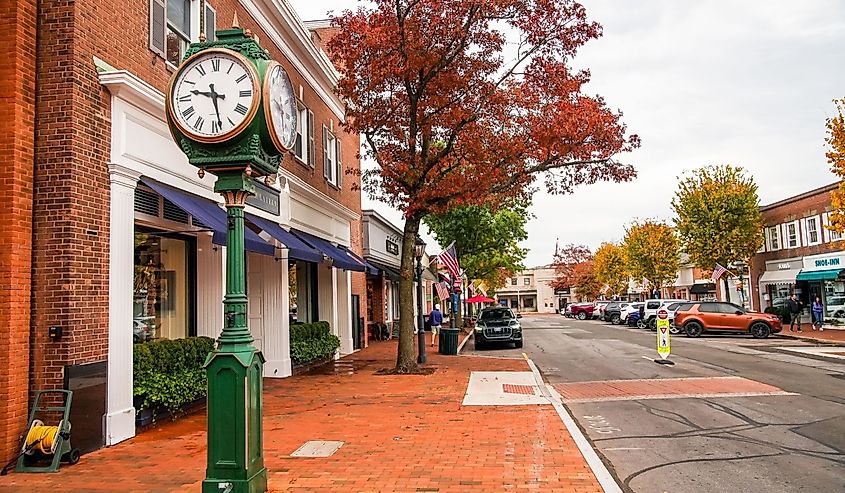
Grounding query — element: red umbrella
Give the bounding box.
[466,295,496,303]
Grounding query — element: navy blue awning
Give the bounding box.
[363,260,380,276]
[141,178,274,256]
[244,213,323,263]
[291,229,366,272]
[368,259,402,281]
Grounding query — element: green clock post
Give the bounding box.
[165,18,299,493]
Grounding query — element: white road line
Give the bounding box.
[522,353,623,493]
[562,390,797,404]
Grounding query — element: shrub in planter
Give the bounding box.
[290,321,340,366]
[133,336,215,415]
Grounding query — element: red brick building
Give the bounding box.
[1,0,366,462]
[750,183,845,320]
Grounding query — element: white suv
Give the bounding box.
[642,299,689,330]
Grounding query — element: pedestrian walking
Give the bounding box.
[812,296,825,331]
[429,304,443,347]
[787,293,803,333]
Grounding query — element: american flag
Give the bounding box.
[434,281,450,301]
[600,284,610,294]
[641,277,650,290]
[438,242,461,281]
[711,263,729,282]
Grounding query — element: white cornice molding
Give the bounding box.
[99,70,165,117]
[240,0,345,121]
[280,168,359,222]
[363,209,404,236]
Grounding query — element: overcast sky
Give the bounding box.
[290,0,845,267]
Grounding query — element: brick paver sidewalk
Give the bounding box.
[0,336,602,493]
[777,325,845,344]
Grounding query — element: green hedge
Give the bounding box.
[133,336,215,414]
[290,321,340,366]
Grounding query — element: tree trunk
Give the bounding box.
[396,213,422,371]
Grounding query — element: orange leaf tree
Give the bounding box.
[330,0,640,371]
[571,261,600,301]
[827,99,845,231]
[550,243,592,292]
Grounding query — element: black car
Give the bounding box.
[603,302,628,325]
[474,307,523,350]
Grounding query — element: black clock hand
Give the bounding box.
[208,84,223,126]
[191,89,214,97]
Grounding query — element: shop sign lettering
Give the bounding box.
[815,258,841,268]
[777,263,792,270]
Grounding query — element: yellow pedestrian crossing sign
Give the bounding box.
[656,309,671,360]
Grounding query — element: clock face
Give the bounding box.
[169,49,260,142]
[264,62,298,151]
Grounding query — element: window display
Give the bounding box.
[133,230,193,342]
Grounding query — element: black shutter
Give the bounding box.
[322,126,330,180]
[307,109,315,168]
[149,0,166,57]
[336,138,343,189]
[205,5,216,42]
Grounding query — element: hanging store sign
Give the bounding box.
[245,179,280,215]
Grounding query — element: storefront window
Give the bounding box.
[133,230,193,342]
[291,260,317,323]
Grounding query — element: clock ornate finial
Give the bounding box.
[232,12,240,29]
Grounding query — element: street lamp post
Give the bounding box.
[415,236,427,364]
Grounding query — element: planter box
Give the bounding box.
[135,396,207,431]
[291,354,335,376]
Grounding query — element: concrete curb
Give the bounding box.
[457,330,473,354]
[774,333,845,346]
[523,353,623,493]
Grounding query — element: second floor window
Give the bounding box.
[806,216,820,245]
[150,0,215,66]
[322,126,342,188]
[511,278,517,285]
[786,221,799,248]
[166,0,192,65]
[767,226,780,250]
[524,278,530,285]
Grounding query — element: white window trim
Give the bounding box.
[294,101,309,165]
[785,220,800,248]
[757,229,766,253]
[823,212,844,242]
[766,225,781,251]
[804,215,822,246]
[204,3,217,42]
[164,0,202,70]
[325,129,338,186]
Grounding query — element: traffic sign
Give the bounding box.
[657,309,668,320]
[656,317,671,360]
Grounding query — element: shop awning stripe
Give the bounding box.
[758,268,801,285]
[795,269,843,281]
[290,229,366,272]
[245,213,323,263]
[140,178,274,256]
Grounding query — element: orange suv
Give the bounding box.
[674,302,783,339]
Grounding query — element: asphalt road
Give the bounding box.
[463,314,845,493]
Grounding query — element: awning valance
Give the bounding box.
[758,268,800,286]
[291,229,366,272]
[141,178,274,256]
[796,269,843,281]
[244,213,322,263]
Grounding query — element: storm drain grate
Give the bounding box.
[290,440,344,457]
[502,384,536,395]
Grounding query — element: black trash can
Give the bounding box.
[439,328,460,355]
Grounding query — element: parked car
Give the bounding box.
[569,303,596,320]
[642,299,689,330]
[604,302,629,325]
[474,306,523,349]
[664,302,691,334]
[133,319,152,342]
[825,295,845,318]
[674,302,782,338]
[622,302,643,325]
[595,301,612,321]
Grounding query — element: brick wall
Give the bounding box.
[0,0,37,463]
[749,184,841,305]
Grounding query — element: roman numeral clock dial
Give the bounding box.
[169,49,260,143]
[263,61,298,152]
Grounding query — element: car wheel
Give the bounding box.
[685,321,703,338]
[637,319,646,329]
[515,340,523,349]
[669,325,681,335]
[577,312,587,320]
[750,322,771,339]
[648,317,657,331]
[610,314,621,325]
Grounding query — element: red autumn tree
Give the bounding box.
[330,0,640,371]
[550,243,593,291]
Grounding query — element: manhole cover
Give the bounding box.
[290,440,344,457]
[502,384,536,395]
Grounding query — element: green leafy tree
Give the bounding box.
[593,242,628,297]
[623,220,679,290]
[424,204,530,293]
[671,165,763,296]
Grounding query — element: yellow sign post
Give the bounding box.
[655,309,674,365]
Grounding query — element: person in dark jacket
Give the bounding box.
[429,304,443,347]
[787,294,803,333]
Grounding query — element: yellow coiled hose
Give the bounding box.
[24,420,61,455]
